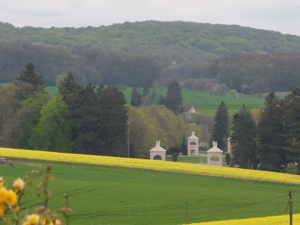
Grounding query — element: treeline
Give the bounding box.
[1,21,300,92]
[2,42,300,94]
[0,63,183,158]
[229,89,300,173]
[1,21,300,64]
[217,53,300,94]
[0,43,160,86]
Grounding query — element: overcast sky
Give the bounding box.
[1,0,300,36]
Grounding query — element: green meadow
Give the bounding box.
[166,156,207,164]
[46,86,267,116]
[2,159,300,225]
[121,87,266,116]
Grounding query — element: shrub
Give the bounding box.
[286,163,298,175]
[0,165,72,225]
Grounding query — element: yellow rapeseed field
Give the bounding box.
[188,213,300,225]
[1,147,300,185]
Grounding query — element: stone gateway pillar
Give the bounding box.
[150,140,166,161]
[187,131,199,156]
[207,141,223,166]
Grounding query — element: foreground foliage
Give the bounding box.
[0,165,71,225]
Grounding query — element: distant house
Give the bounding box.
[181,105,196,114]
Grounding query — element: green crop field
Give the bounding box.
[1,159,299,225]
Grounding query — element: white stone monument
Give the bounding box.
[187,131,199,156]
[207,141,223,166]
[150,140,166,161]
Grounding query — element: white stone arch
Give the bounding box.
[150,140,166,161]
[187,131,199,156]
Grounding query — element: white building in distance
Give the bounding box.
[207,141,223,166]
[187,131,199,156]
[150,140,166,161]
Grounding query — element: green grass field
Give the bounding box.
[45,86,59,97]
[46,86,282,116]
[114,87,266,116]
[1,159,300,225]
[166,156,207,164]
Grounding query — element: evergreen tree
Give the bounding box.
[165,80,183,114]
[75,83,99,155]
[212,101,228,151]
[58,72,82,107]
[58,72,83,147]
[17,62,44,87]
[257,92,286,171]
[97,86,128,156]
[143,80,152,97]
[15,62,45,101]
[130,87,142,107]
[282,87,300,168]
[231,105,258,169]
[59,74,128,156]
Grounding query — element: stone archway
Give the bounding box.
[153,155,163,160]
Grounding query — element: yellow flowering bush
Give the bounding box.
[0,176,20,218]
[1,147,300,185]
[188,213,300,225]
[0,165,71,225]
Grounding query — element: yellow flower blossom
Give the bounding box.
[0,203,5,216]
[42,219,62,225]
[1,147,300,185]
[22,222,31,225]
[27,214,40,224]
[54,219,62,225]
[41,218,51,225]
[13,178,26,191]
[5,190,17,205]
[0,188,7,203]
[0,177,3,188]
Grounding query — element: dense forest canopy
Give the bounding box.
[218,54,300,93]
[2,21,300,60]
[1,21,300,92]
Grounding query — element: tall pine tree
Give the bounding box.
[58,72,84,148]
[15,62,45,101]
[212,101,228,151]
[282,87,300,169]
[165,80,183,115]
[131,87,142,107]
[257,92,286,171]
[231,105,258,169]
[97,86,128,156]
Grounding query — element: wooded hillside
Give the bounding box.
[1,21,300,92]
